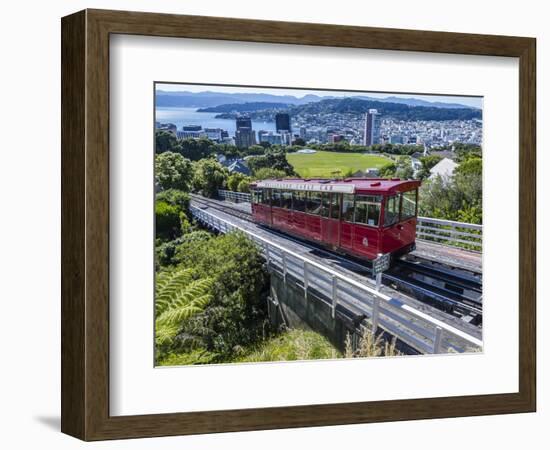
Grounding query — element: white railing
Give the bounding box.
[218,189,252,203]
[190,204,482,355]
[416,217,482,250]
[217,190,482,251]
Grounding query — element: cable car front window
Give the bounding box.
[401,189,418,220]
[384,195,400,226]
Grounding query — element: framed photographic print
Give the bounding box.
[61,9,536,441]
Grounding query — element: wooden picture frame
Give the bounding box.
[61,8,536,441]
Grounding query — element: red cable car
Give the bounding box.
[249,178,421,261]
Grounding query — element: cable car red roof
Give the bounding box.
[253,178,420,194]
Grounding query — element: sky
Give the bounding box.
[156,83,483,109]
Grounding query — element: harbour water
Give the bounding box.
[155,107,277,135]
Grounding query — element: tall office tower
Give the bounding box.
[235,116,256,148]
[275,113,291,133]
[363,109,380,146]
[236,116,252,130]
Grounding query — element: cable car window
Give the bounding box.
[281,190,292,209]
[355,195,382,227]
[261,189,271,206]
[251,189,262,204]
[272,189,282,208]
[307,192,322,215]
[330,193,341,219]
[384,195,400,226]
[342,194,355,222]
[292,191,306,212]
[401,189,417,220]
[320,192,330,217]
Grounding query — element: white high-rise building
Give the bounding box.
[363,109,380,146]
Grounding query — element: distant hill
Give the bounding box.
[155,90,321,108]
[197,102,292,113]
[357,95,479,109]
[155,89,478,110]
[208,98,482,122]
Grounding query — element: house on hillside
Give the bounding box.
[429,157,458,181]
[227,159,251,176]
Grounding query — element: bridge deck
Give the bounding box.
[191,199,482,351]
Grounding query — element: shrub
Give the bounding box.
[176,231,270,359]
[155,200,182,241]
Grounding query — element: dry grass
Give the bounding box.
[344,328,400,358]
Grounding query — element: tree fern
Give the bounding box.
[155,268,213,346]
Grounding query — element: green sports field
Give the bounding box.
[286,150,391,178]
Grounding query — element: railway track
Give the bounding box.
[190,194,483,323]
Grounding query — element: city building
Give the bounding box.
[389,134,405,144]
[156,122,177,134]
[236,116,252,130]
[363,109,380,146]
[275,113,291,133]
[182,125,202,132]
[259,131,283,145]
[204,128,224,141]
[235,128,256,148]
[328,133,346,144]
[177,124,205,139]
[235,116,256,148]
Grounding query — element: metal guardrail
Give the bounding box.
[218,189,252,203]
[416,217,482,250]
[190,204,482,354]
[217,190,482,251]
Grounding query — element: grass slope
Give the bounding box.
[236,329,341,363]
[287,151,391,177]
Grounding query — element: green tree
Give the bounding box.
[155,152,194,191]
[237,179,250,193]
[418,155,483,224]
[395,164,414,180]
[253,167,288,180]
[155,130,181,153]
[179,138,215,161]
[416,155,443,179]
[156,189,190,212]
[455,157,482,176]
[227,172,248,192]
[192,158,229,197]
[155,200,183,241]
[247,150,295,176]
[379,162,397,177]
